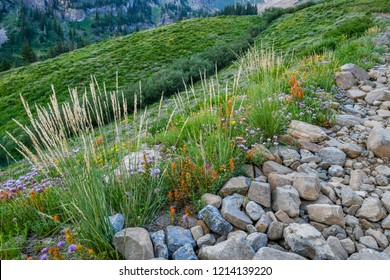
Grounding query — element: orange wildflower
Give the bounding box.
[27,257,33,260]
[96,138,103,145]
[229,158,235,171]
[53,215,59,222]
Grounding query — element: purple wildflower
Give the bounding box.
[40,254,47,260]
[41,247,49,254]
[68,244,77,253]
[57,241,65,247]
[299,102,306,108]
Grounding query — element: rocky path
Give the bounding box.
[111,28,390,260]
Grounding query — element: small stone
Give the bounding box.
[365,228,389,248]
[272,185,301,218]
[287,120,327,143]
[166,226,196,255]
[172,244,198,260]
[267,172,295,191]
[246,232,268,251]
[367,127,390,160]
[375,165,390,177]
[246,224,257,234]
[345,215,359,227]
[190,226,204,241]
[339,143,362,158]
[262,161,293,177]
[307,204,345,227]
[283,223,335,260]
[340,238,356,255]
[253,247,306,260]
[228,230,248,240]
[245,201,265,221]
[328,165,345,177]
[198,205,233,235]
[275,210,294,224]
[248,181,271,208]
[335,71,356,90]
[349,170,368,190]
[347,89,367,100]
[348,248,390,260]
[322,225,347,240]
[219,176,251,197]
[327,236,348,260]
[109,213,125,233]
[267,221,285,241]
[198,237,255,260]
[196,220,210,234]
[376,175,389,186]
[318,147,347,167]
[221,194,252,230]
[201,193,222,208]
[113,227,154,260]
[279,147,301,166]
[382,215,390,229]
[196,234,216,248]
[293,172,321,201]
[381,191,390,212]
[150,230,169,259]
[359,236,378,250]
[356,197,387,222]
[300,149,321,163]
[255,214,271,233]
[341,186,364,207]
[340,63,369,80]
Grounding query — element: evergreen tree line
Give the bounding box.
[218,3,258,16]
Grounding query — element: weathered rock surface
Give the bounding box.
[248,182,271,208]
[198,205,233,235]
[221,194,253,230]
[166,226,196,255]
[348,249,390,260]
[219,176,251,197]
[318,147,347,166]
[172,244,198,260]
[253,247,306,260]
[113,228,154,260]
[283,223,335,260]
[367,127,390,159]
[356,197,387,222]
[150,230,168,259]
[262,161,293,177]
[198,237,255,260]
[272,186,301,218]
[201,193,222,208]
[245,201,265,221]
[287,120,327,143]
[307,204,345,227]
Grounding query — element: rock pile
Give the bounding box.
[112,32,390,260]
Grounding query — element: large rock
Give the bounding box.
[318,147,346,167]
[292,172,321,201]
[349,170,368,191]
[335,72,356,90]
[246,232,268,251]
[113,227,154,260]
[245,201,265,221]
[262,161,293,177]
[253,247,306,260]
[327,236,348,260]
[279,147,301,166]
[346,88,367,100]
[376,165,390,177]
[201,193,222,208]
[283,223,335,260]
[339,143,362,158]
[221,194,252,230]
[340,186,364,206]
[166,226,196,255]
[366,228,389,248]
[248,181,271,208]
[348,249,390,260]
[219,176,251,197]
[307,204,345,227]
[150,230,168,259]
[268,172,295,191]
[340,63,369,80]
[382,215,390,229]
[334,115,363,127]
[172,244,198,260]
[198,237,255,260]
[287,120,327,143]
[356,197,387,222]
[367,127,390,159]
[365,88,390,104]
[272,185,301,218]
[198,205,233,235]
[381,191,390,212]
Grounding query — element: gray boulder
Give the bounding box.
[109,213,125,233]
[113,227,154,260]
[198,237,255,260]
[348,249,390,260]
[272,185,301,218]
[246,232,268,251]
[356,197,387,222]
[340,63,369,80]
[318,147,346,166]
[172,244,198,260]
[293,172,321,201]
[307,204,345,227]
[327,236,348,260]
[287,120,327,143]
[198,205,233,235]
[253,247,306,260]
[221,194,252,230]
[150,230,168,259]
[367,127,390,160]
[166,226,196,255]
[262,161,293,177]
[283,223,335,260]
[245,201,265,221]
[248,182,271,208]
[219,176,251,197]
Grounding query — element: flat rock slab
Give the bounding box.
[198,237,255,260]
[262,161,293,177]
[253,247,306,260]
[219,176,251,197]
[287,120,327,143]
[248,181,271,208]
[307,204,345,227]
